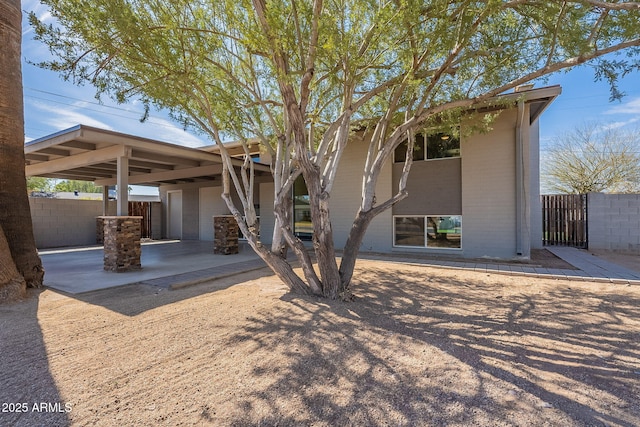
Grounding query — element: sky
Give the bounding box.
[20,1,640,163]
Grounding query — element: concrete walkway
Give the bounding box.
[40,241,640,295]
[364,246,640,285]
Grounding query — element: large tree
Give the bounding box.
[0,0,44,303]
[542,122,640,194]
[32,0,640,298]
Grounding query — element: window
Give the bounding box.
[394,131,459,162]
[426,216,461,248]
[293,177,313,240]
[394,134,425,162]
[394,217,425,247]
[426,133,460,159]
[394,215,461,249]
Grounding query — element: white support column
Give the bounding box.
[102,185,109,216]
[116,148,131,216]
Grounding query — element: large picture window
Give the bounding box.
[394,131,459,162]
[394,215,461,249]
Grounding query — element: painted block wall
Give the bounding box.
[461,109,522,258]
[328,135,393,252]
[160,181,257,241]
[259,182,276,247]
[29,197,116,248]
[258,136,393,253]
[392,157,462,215]
[199,187,231,241]
[529,120,543,250]
[588,193,640,254]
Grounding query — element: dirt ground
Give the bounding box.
[1,258,639,427]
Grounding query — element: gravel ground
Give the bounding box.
[1,259,639,426]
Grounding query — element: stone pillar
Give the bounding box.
[96,217,105,244]
[100,216,142,272]
[214,216,239,255]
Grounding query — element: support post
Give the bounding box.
[102,185,109,216]
[116,149,131,216]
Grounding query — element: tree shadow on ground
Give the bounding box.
[223,266,640,426]
[0,289,70,427]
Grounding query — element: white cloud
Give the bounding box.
[598,117,640,131]
[604,97,640,115]
[136,117,210,148]
[33,102,114,131]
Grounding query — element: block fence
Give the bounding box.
[29,197,161,248]
[587,193,640,254]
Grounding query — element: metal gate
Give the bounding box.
[128,201,153,239]
[541,194,588,248]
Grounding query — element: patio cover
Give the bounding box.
[24,125,270,215]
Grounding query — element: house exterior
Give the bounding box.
[25,85,560,260]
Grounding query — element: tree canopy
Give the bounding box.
[542,122,640,194]
[54,180,103,193]
[31,0,640,298]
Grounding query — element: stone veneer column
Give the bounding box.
[213,216,239,255]
[96,217,105,244]
[100,216,142,272]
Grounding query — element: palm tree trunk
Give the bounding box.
[0,224,26,302]
[0,0,44,292]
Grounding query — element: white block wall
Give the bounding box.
[588,193,640,254]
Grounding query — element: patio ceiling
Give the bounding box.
[25,125,270,187]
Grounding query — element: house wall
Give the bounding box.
[199,187,231,241]
[529,120,543,250]
[259,182,276,246]
[330,135,393,252]
[29,197,116,248]
[392,158,462,215]
[461,109,523,259]
[159,180,258,241]
[153,106,542,260]
[258,136,393,253]
[588,193,640,254]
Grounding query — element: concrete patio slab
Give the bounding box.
[40,240,264,294]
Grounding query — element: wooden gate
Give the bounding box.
[128,201,152,239]
[541,194,588,248]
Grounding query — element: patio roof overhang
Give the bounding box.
[25,125,271,215]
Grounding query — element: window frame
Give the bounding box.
[393,214,462,250]
[393,129,460,163]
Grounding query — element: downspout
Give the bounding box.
[515,99,525,256]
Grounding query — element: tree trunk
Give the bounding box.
[0,0,45,290]
[0,224,26,302]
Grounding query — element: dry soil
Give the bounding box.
[1,259,639,426]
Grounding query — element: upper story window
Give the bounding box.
[394,131,460,162]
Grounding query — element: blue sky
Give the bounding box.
[21,1,640,153]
